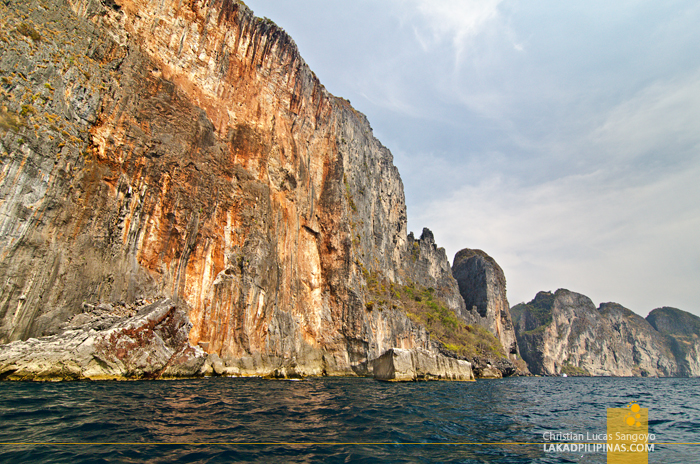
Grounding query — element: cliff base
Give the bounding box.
[372,348,475,381]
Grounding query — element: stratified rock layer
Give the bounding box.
[452,249,519,359]
[512,289,700,377]
[0,0,469,378]
[372,348,474,381]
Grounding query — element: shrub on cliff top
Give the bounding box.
[0,107,22,132]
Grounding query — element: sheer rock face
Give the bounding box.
[451,249,519,359]
[0,0,460,377]
[512,289,699,377]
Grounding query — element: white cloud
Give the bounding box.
[393,0,507,66]
[397,0,503,45]
[591,70,700,166]
[377,2,700,316]
[415,151,700,315]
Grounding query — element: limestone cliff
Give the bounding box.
[512,289,699,377]
[646,307,700,377]
[0,0,471,378]
[403,229,467,319]
[452,248,519,360]
[372,348,474,382]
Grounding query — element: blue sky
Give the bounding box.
[244,0,700,317]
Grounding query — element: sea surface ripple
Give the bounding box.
[0,377,698,463]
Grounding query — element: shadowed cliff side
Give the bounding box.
[452,248,519,360]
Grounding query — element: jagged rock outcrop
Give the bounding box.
[452,248,519,359]
[372,348,474,381]
[0,0,474,379]
[0,299,207,380]
[512,289,699,377]
[468,356,516,379]
[403,229,468,319]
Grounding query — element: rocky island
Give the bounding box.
[512,289,700,377]
[0,0,524,381]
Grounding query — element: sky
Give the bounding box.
[244,0,700,317]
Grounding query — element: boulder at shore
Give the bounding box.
[0,299,207,381]
[373,348,475,381]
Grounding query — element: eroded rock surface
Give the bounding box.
[646,307,700,376]
[0,299,206,380]
[0,0,473,378]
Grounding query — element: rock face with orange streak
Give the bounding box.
[0,0,461,378]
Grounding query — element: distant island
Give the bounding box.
[512,289,700,377]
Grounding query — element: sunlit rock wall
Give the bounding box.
[0,0,442,376]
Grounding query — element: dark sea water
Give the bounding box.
[0,376,698,463]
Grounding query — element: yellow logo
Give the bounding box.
[624,401,643,427]
[607,401,650,463]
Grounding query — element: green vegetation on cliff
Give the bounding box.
[362,267,506,358]
[511,291,555,333]
[561,361,590,376]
